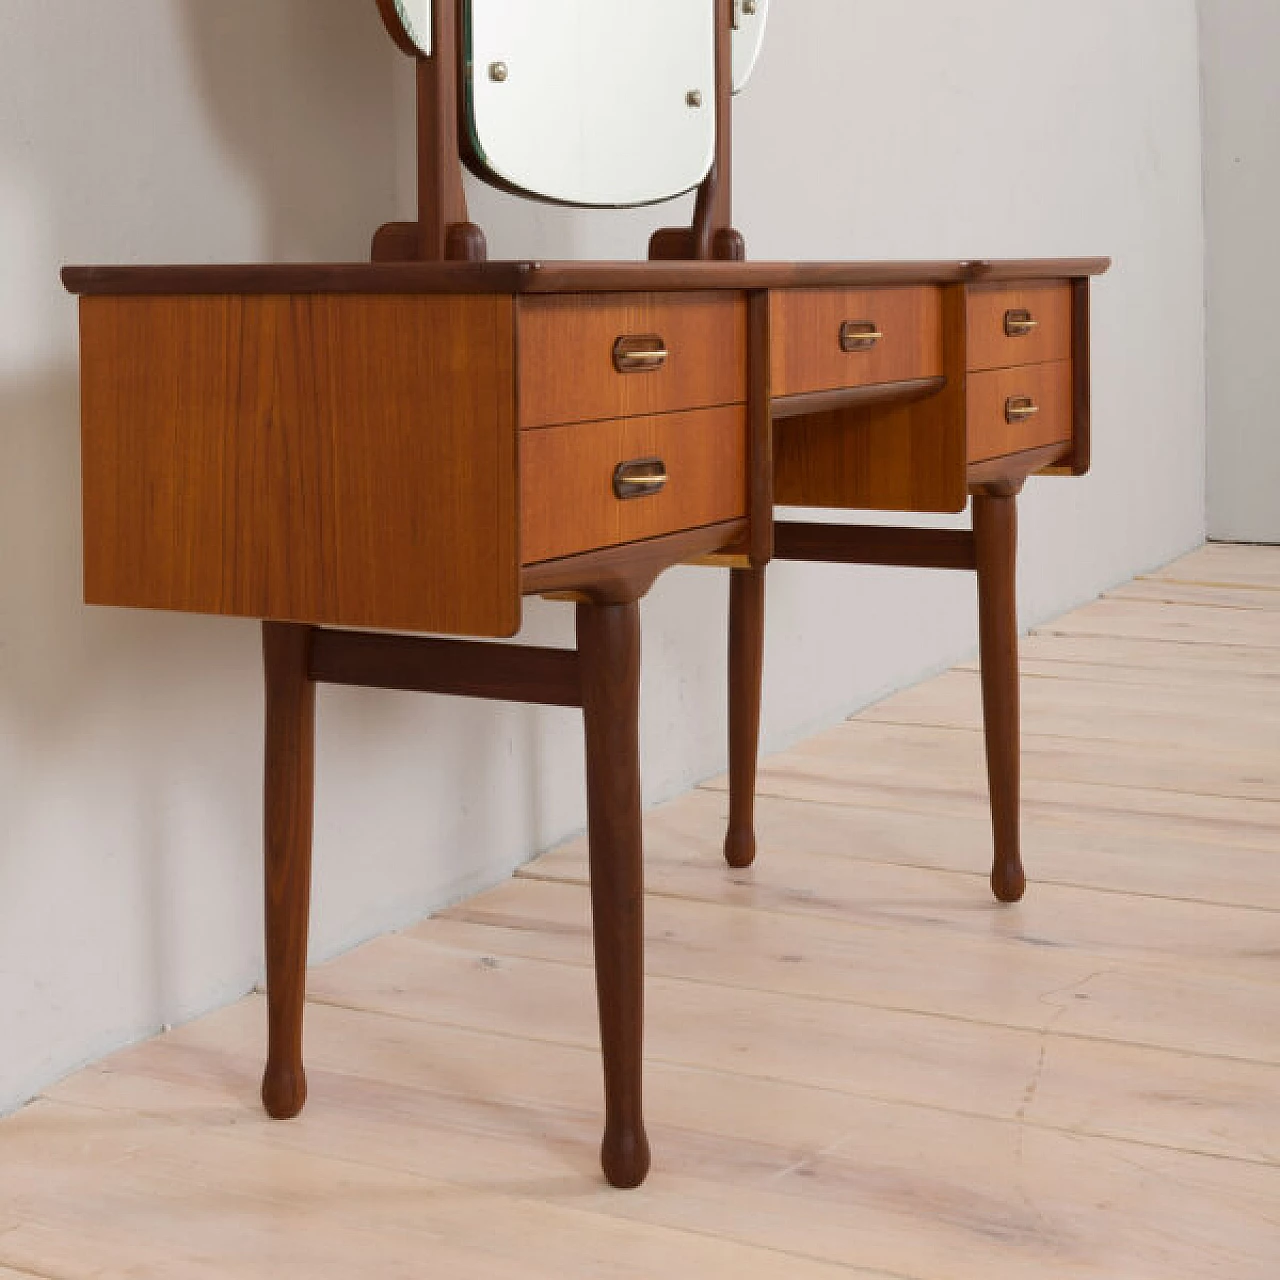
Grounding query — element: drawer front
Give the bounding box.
[967,361,1073,463]
[520,406,746,564]
[517,292,747,429]
[770,286,943,398]
[967,282,1073,372]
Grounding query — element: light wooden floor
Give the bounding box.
[3,543,1278,1279]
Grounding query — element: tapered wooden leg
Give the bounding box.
[576,600,651,1189]
[261,622,316,1119]
[725,566,766,869]
[973,486,1026,904]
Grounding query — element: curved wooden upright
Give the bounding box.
[649,0,745,264]
[374,0,745,267]
[373,0,485,263]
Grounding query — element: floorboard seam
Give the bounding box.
[690,778,1280,841]
[0,1235,61,1280]
[104,1001,1280,1175]
[30,1095,918,1280]
[1034,627,1280,653]
[745,772,1280,811]
[307,952,1280,1070]
[836,716,1280,763]
[1138,575,1280,594]
[516,863,1280,917]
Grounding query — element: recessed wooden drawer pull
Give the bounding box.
[1004,309,1040,338]
[1005,395,1041,424]
[612,334,670,373]
[839,321,883,353]
[612,457,669,500]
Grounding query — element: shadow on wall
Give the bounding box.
[176,0,569,887]
[0,0,409,1104]
[0,0,401,765]
[176,0,398,260]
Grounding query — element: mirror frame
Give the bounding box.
[732,0,769,94]
[379,0,768,95]
[371,0,743,265]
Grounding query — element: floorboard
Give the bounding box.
[533,789,1280,909]
[1148,542,1280,589]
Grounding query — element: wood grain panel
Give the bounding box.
[517,293,746,428]
[967,360,1073,463]
[772,284,968,513]
[79,293,520,636]
[965,281,1073,372]
[520,407,747,564]
[769,286,943,397]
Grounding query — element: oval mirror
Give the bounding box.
[732,0,769,93]
[464,0,717,208]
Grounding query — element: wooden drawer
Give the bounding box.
[517,292,746,429]
[770,286,943,398]
[967,361,1073,463]
[966,282,1072,372]
[520,405,746,564]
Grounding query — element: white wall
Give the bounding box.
[1199,0,1280,543]
[0,0,1205,1113]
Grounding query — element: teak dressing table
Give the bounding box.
[64,0,1108,1189]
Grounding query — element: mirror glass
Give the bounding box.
[391,0,432,55]
[465,0,717,207]
[732,0,769,93]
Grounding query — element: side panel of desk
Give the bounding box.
[79,293,522,637]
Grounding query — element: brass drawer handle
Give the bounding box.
[613,457,668,500]
[840,321,883,353]
[1004,309,1040,338]
[613,335,669,373]
[1005,396,1041,424]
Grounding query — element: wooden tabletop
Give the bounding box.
[62,257,1112,297]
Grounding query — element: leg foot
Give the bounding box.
[577,600,651,1189]
[601,1126,652,1191]
[262,1062,308,1120]
[990,859,1027,906]
[973,489,1025,904]
[725,566,766,869]
[723,826,757,871]
[261,622,316,1119]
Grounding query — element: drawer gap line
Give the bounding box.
[519,398,748,433]
[772,376,947,421]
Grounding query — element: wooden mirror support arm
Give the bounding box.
[372,0,487,264]
[649,0,745,263]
